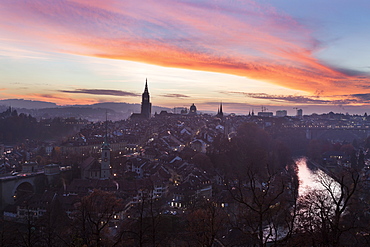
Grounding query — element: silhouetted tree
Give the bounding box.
[0,219,19,247]
[114,180,168,247]
[73,190,123,247]
[295,167,362,246]
[37,195,72,247]
[228,164,297,247]
[186,199,228,247]
[220,123,299,246]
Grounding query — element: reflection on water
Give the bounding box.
[295,157,342,226]
[296,157,332,196]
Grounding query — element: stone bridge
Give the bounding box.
[0,172,45,211]
[305,128,370,141]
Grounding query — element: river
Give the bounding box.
[295,157,338,197]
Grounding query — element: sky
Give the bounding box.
[1,0,370,115]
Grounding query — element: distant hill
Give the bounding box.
[0,99,172,121]
[88,102,173,116]
[0,99,57,109]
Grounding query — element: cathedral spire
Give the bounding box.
[141,78,152,119]
[216,102,223,118]
[144,78,149,93]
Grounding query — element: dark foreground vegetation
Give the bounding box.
[0,107,82,143]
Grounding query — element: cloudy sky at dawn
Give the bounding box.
[1,0,370,115]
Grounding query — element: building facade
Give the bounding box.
[276,110,287,117]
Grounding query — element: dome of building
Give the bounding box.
[189,103,197,115]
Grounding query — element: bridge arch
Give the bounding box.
[12,181,34,202]
[1,174,45,210]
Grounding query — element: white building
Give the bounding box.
[276,110,287,117]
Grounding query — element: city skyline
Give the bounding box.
[1,0,370,115]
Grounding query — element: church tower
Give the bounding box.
[141,79,152,119]
[216,102,223,118]
[100,117,111,179]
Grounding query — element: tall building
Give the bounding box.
[141,79,152,119]
[297,108,303,117]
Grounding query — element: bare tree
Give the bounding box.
[318,168,360,245]
[228,165,296,247]
[115,185,167,247]
[37,195,72,247]
[218,122,299,246]
[186,199,228,247]
[0,219,19,247]
[73,189,123,247]
[295,167,363,246]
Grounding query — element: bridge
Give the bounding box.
[282,126,370,140]
[0,172,45,211]
[305,128,370,140]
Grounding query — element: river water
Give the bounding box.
[263,157,337,242]
[296,157,335,196]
